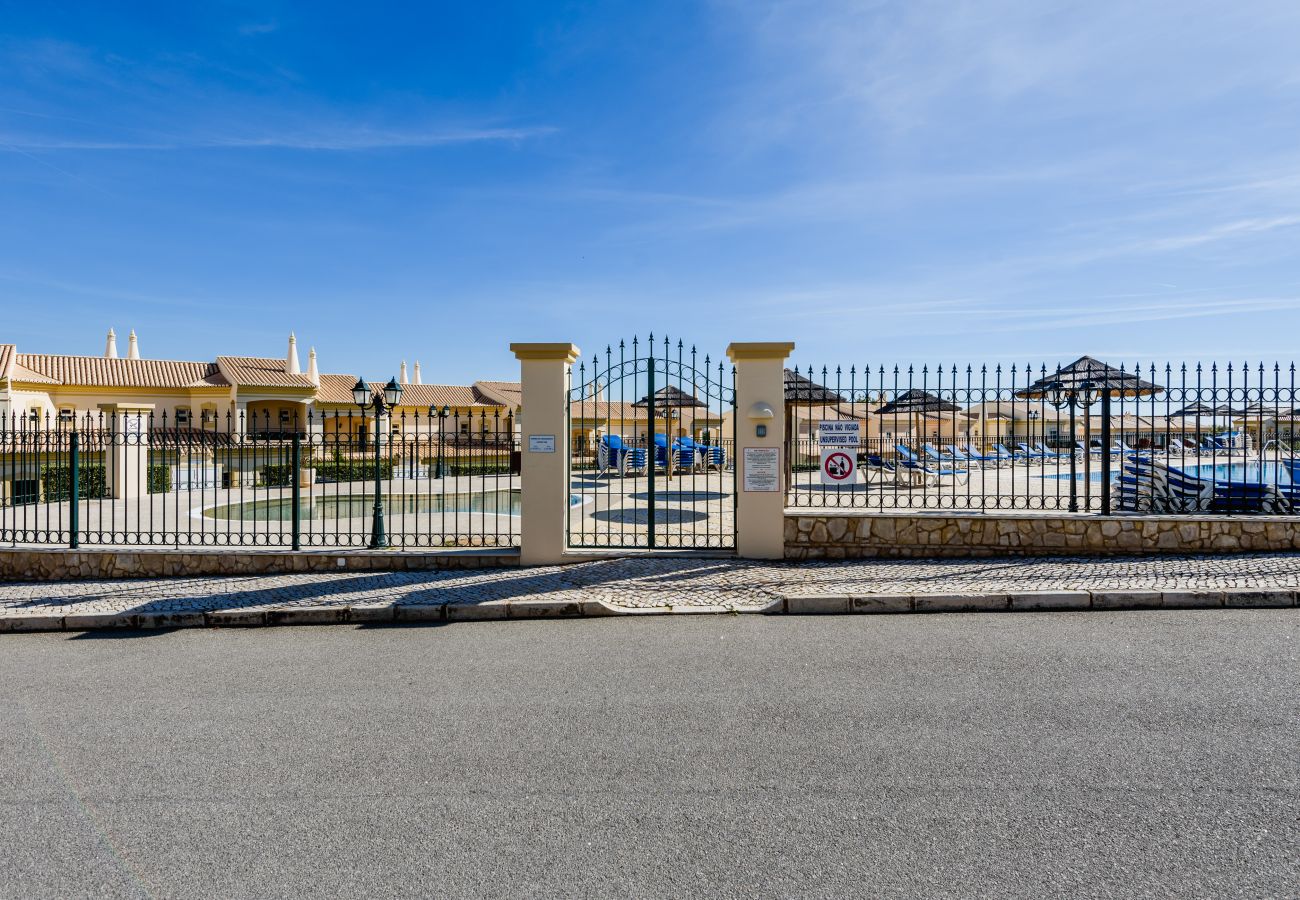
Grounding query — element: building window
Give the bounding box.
[201,407,216,428]
[28,408,41,425]
[175,407,192,427]
[58,407,75,425]
[459,421,470,436]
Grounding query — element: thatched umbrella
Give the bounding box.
[633,385,707,480]
[1016,357,1164,512]
[876,388,962,448]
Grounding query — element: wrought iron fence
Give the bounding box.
[784,359,1300,515]
[0,408,521,548]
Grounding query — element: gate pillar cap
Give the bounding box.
[511,343,580,363]
[726,342,795,362]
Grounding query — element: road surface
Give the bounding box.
[3,611,1298,897]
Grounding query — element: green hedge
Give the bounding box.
[40,466,108,501]
[261,464,293,487]
[147,465,171,494]
[316,460,394,482]
[39,464,170,498]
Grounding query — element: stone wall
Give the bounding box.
[0,548,519,582]
[785,512,1300,559]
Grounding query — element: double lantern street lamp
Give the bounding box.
[352,376,404,549]
[1043,379,1099,513]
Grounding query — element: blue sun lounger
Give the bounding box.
[597,435,647,476]
[896,444,969,484]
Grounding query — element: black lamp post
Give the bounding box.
[353,376,403,548]
[1045,379,1098,512]
[431,405,449,478]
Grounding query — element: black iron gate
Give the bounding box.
[566,335,736,550]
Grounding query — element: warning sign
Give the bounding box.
[820,449,858,485]
[818,420,860,447]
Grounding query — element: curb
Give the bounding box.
[775,588,1298,614]
[2,589,1296,633]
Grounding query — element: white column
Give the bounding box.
[98,403,154,500]
[510,343,579,565]
[726,342,794,560]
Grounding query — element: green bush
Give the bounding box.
[260,464,293,487]
[40,466,108,501]
[316,460,393,482]
[147,465,171,494]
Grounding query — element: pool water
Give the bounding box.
[1044,461,1294,485]
[206,491,524,521]
[1186,462,1292,485]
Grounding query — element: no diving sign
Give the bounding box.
[820,449,858,485]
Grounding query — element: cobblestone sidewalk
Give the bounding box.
[2,554,1299,631]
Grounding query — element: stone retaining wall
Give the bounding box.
[785,512,1300,559]
[0,548,519,582]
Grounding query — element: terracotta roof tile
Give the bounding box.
[313,373,361,405]
[394,384,498,409]
[473,380,522,408]
[216,356,315,390]
[0,345,13,380]
[13,354,228,389]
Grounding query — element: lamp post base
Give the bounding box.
[369,508,388,549]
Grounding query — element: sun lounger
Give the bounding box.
[923,443,958,464]
[896,444,969,486]
[597,435,647,476]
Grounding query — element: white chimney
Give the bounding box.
[105,328,118,359]
[307,347,319,385]
[286,333,301,375]
[400,360,408,384]
[127,329,140,360]
[414,361,422,384]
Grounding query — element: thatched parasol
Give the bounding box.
[875,389,962,447]
[1015,356,1164,399]
[634,385,707,480]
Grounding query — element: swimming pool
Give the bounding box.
[204,490,581,521]
[1044,460,1294,485]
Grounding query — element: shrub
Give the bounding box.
[147,465,171,494]
[316,460,393,482]
[260,464,293,487]
[40,465,108,501]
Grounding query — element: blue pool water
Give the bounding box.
[1045,461,1294,485]
[206,491,583,521]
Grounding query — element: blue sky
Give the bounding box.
[2,1,1299,383]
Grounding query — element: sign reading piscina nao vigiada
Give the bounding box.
[818,420,860,447]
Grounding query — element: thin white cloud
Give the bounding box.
[0,125,556,152]
[239,21,279,36]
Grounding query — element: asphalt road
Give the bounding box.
[2,611,1298,899]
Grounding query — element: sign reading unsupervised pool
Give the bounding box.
[818,420,860,447]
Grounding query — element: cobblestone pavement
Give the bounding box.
[2,554,1300,622]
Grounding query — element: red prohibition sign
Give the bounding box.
[823,450,854,481]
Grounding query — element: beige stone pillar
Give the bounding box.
[98,403,155,499]
[726,342,794,560]
[510,343,579,566]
